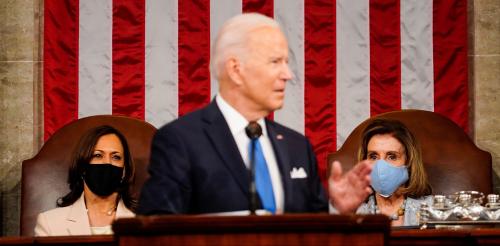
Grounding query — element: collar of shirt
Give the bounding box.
[215,95,268,139]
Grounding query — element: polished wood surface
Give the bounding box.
[34,235,115,246]
[471,228,500,246]
[391,229,472,246]
[0,236,33,246]
[0,226,500,246]
[0,235,114,246]
[113,214,390,246]
[390,228,500,246]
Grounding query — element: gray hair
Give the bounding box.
[210,13,281,80]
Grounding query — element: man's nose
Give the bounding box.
[282,64,293,80]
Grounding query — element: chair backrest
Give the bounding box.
[328,110,492,196]
[21,115,157,236]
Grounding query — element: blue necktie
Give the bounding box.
[250,138,276,214]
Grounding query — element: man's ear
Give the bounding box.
[226,57,243,85]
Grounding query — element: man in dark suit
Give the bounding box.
[138,13,372,215]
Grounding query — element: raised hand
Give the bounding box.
[328,160,373,214]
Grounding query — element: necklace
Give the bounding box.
[86,206,117,216]
[105,206,117,216]
[373,195,406,220]
[83,194,119,216]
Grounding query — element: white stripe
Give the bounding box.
[274,0,305,134]
[210,0,242,99]
[78,0,112,117]
[145,0,179,128]
[401,0,434,111]
[336,0,371,149]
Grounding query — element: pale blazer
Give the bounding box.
[330,195,433,226]
[355,195,433,226]
[34,193,135,236]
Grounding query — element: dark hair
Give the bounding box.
[357,118,432,198]
[57,125,137,211]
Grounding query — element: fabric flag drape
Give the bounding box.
[44,0,468,182]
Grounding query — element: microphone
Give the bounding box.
[245,121,262,140]
[245,121,262,215]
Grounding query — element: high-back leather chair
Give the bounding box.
[328,110,492,196]
[21,115,157,236]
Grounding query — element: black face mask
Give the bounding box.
[83,163,124,197]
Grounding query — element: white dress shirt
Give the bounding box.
[216,95,284,214]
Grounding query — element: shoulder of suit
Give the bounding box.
[406,195,433,205]
[267,120,308,140]
[38,205,71,218]
[157,104,209,134]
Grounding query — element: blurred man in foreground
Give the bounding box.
[138,13,372,215]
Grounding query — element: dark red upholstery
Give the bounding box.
[21,115,156,236]
[327,110,492,196]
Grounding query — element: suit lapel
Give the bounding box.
[116,200,135,218]
[203,101,250,196]
[266,120,293,211]
[66,194,92,235]
[65,195,133,235]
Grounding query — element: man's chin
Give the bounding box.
[270,102,284,111]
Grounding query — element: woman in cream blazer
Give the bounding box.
[35,193,134,236]
[34,126,137,236]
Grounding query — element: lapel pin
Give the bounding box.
[276,134,283,140]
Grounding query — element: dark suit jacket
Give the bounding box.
[138,101,328,215]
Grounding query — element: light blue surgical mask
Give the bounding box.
[370,159,409,197]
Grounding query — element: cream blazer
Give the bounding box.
[34,193,135,236]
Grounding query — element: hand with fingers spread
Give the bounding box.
[328,160,373,214]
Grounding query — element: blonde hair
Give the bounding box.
[210,13,281,80]
[358,118,432,198]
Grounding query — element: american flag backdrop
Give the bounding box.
[43,0,468,181]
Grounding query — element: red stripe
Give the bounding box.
[304,0,336,183]
[369,0,401,116]
[43,0,79,140]
[243,0,275,120]
[243,0,274,18]
[178,0,211,116]
[112,0,146,119]
[433,0,468,132]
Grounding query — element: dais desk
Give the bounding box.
[7,215,500,246]
[390,227,500,246]
[113,214,389,246]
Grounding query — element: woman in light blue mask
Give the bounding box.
[356,118,432,226]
